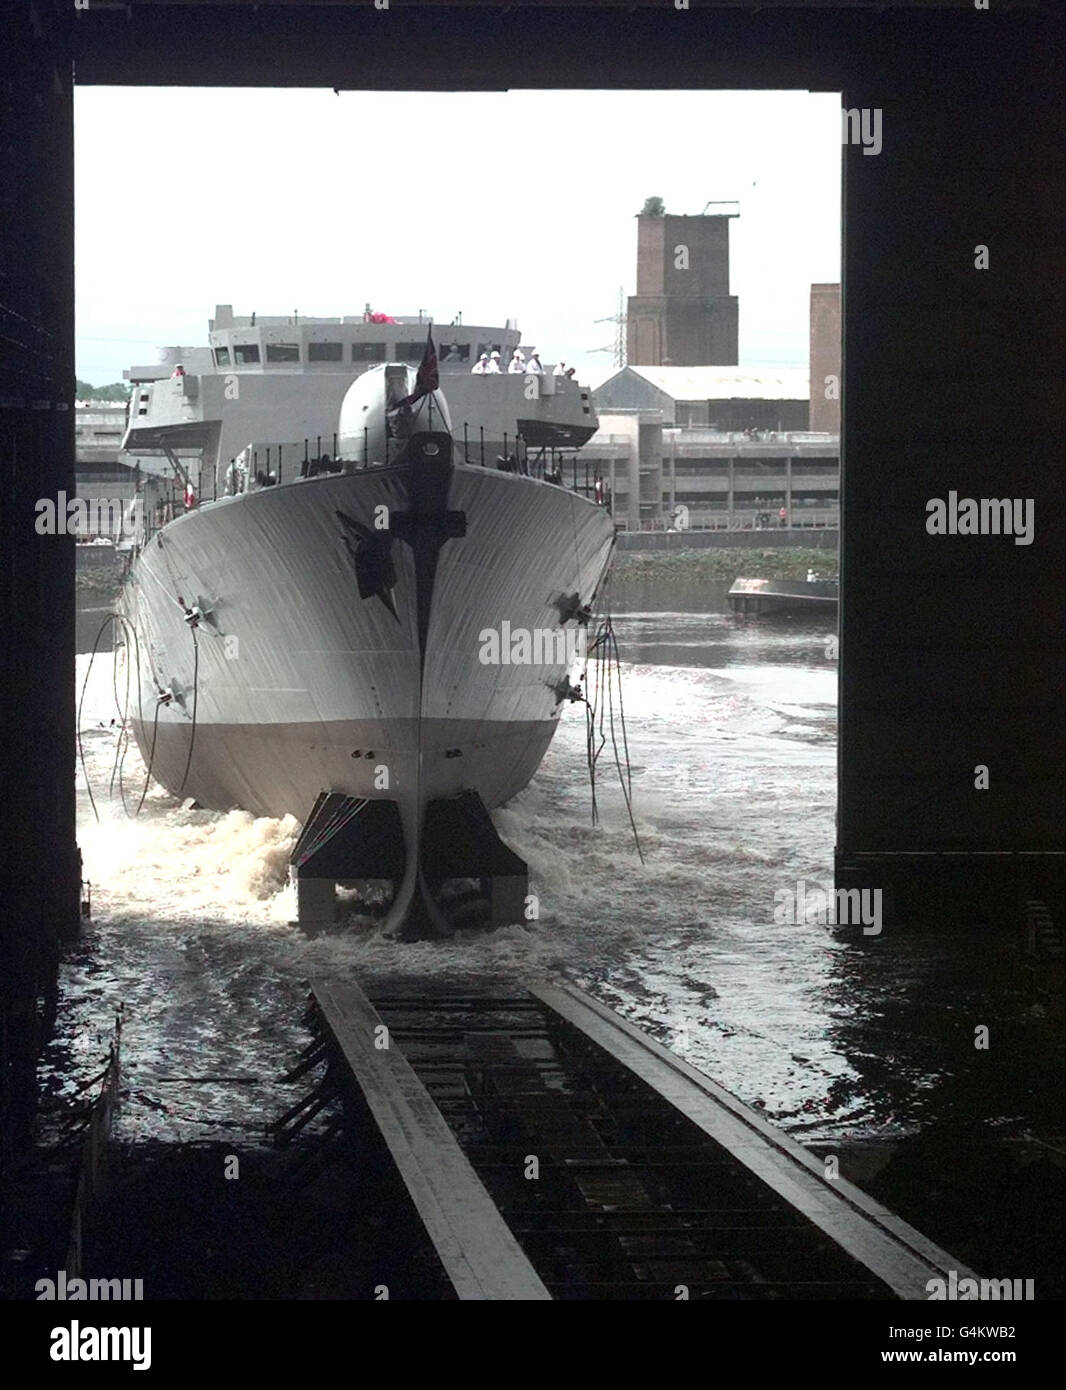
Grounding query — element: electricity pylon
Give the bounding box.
[590,286,627,367]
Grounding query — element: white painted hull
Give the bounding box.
[122,462,615,829]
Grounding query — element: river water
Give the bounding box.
[67,579,1050,1160]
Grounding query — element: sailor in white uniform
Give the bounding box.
[486,350,502,374]
[525,349,543,375]
[508,349,525,374]
[472,353,491,374]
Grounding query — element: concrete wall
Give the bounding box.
[616,528,838,552]
[637,418,664,526]
[72,475,167,541]
[75,402,128,468]
[76,544,123,570]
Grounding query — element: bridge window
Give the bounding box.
[397,341,429,363]
[440,342,470,364]
[214,345,230,367]
[352,342,387,362]
[233,343,260,364]
[266,342,300,363]
[308,342,343,362]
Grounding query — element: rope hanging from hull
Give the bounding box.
[581,573,643,864]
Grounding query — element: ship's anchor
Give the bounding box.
[554,591,592,626]
[177,594,218,630]
[550,676,584,706]
[336,510,400,621]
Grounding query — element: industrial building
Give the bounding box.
[73,400,158,543]
[809,283,841,434]
[626,209,739,366]
[584,411,839,532]
[591,365,809,430]
[588,280,841,530]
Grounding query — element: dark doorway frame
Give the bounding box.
[3,0,1063,1146]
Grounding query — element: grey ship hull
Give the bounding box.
[122,451,614,924]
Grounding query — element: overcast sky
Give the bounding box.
[74,87,840,385]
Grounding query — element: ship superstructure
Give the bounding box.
[121,305,597,487]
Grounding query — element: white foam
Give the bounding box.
[72,644,872,1141]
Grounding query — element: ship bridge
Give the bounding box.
[204,306,522,376]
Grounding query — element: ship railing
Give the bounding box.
[228,428,610,496]
[141,426,612,527]
[448,428,606,508]
[245,428,456,480]
[212,429,432,483]
[143,485,189,541]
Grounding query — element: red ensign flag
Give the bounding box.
[398,330,439,408]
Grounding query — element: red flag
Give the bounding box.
[395,330,438,410]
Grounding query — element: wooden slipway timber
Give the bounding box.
[306,977,976,1300]
[311,979,551,1301]
[530,983,971,1300]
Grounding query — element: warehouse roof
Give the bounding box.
[595,365,809,400]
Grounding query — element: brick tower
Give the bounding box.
[626,212,739,366]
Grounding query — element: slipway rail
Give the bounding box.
[530,982,974,1300]
[307,979,975,1300]
[310,980,550,1301]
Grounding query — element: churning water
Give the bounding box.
[67,588,1044,1152]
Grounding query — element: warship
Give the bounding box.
[118,318,615,934]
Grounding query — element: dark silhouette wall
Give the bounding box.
[837,64,1065,924]
[2,1,78,1160]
